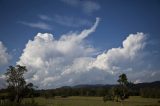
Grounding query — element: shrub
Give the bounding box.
[103,94,114,102]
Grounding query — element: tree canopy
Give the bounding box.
[5,65,34,103]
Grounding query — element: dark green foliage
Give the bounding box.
[102,73,130,103]
[117,74,128,86]
[5,65,27,103]
[42,90,55,99]
[114,73,129,101]
[140,87,160,98]
[103,94,114,102]
[52,87,107,97]
[4,65,36,103]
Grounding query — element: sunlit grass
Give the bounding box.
[22,96,160,106]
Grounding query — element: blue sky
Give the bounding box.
[0,0,160,88]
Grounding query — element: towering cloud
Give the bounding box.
[17,18,159,89]
[17,18,100,88]
[90,33,146,72]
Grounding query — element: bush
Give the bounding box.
[61,95,68,98]
[103,95,114,102]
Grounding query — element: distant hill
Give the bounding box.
[70,81,160,89]
[132,81,160,90]
[73,84,109,88]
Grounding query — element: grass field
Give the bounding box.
[24,96,160,106]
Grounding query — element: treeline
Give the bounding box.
[1,81,160,99]
[37,87,110,98]
[140,87,160,98]
[32,81,160,98]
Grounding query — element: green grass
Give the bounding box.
[23,96,160,106]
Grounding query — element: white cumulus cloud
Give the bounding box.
[0,41,10,66]
[90,33,146,72]
[17,17,159,89]
[17,18,100,88]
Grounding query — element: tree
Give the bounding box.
[117,73,128,86]
[112,86,121,102]
[116,73,129,106]
[5,65,32,103]
[117,73,129,100]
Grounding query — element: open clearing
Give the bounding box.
[24,96,160,106]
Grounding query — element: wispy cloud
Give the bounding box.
[38,14,52,21]
[61,0,79,6]
[60,0,100,14]
[19,21,52,30]
[19,14,91,29]
[53,15,92,27]
[82,1,100,14]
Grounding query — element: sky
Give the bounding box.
[0,0,160,89]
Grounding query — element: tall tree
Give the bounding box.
[118,73,128,86]
[5,65,28,103]
[117,73,129,105]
